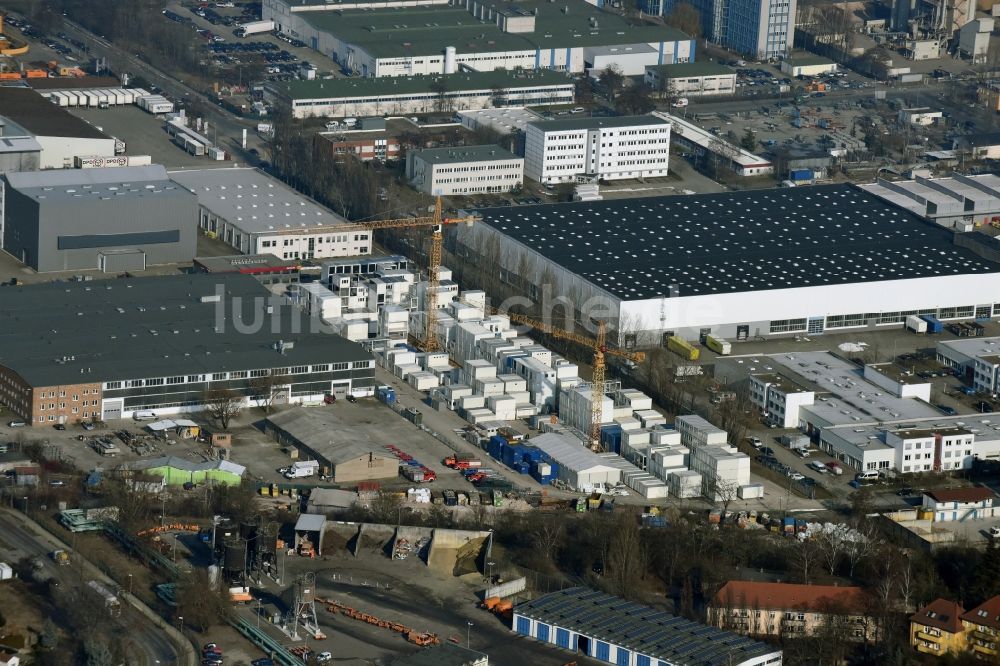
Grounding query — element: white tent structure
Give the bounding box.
[530,432,622,492]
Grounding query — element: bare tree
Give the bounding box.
[598,64,625,101]
[703,475,739,514]
[203,387,244,430]
[665,2,702,37]
[249,370,292,415]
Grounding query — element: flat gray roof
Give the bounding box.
[646,61,735,77]
[267,408,396,465]
[0,87,109,139]
[0,135,41,154]
[515,587,779,666]
[5,165,181,203]
[411,144,521,165]
[528,114,669,133]
[168,167,351,234]
[0,273,371,387]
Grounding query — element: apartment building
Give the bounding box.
[910,599,968,656]
[523,115,671,184]
[748,373,814,428]
[710,581,871,640]
[405,145,523,196]
[962,596,1000,659]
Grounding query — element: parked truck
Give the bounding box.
[283,460,319,479]
[704,334,731,355]
[667,336,700,361]
[235,20,274,37]
[905,314,928,333]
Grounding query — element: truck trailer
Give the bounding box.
[235,20,274,37]
[905,315,928,333]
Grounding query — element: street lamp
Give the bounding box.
[487,561,495,583]
[176,616,183,632]
[466,621,473,648]
[127,573,133,595]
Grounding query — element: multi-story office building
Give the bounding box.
[405,145,523,196]
[748,373,814,428]
[641,0,794,60]
[886,428,975,474]
[523,116,671,184]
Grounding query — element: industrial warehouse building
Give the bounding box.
[0,87,116,169]
[264,70,575,120]
[858,173,1000,230]
[0,273,374,426]
[264,0,694,78]
[406,145,524,196]
[453,184,1000,345]
[530,432,623,491]
[2,166,198,272]
[120,456,246,487]
[643,62,737,97]
[524,115,672,184]
[513,587,782,666]
[265,408,399,483]
[169,167,369,260]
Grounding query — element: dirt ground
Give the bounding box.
[238,544,606,666]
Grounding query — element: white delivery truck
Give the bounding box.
[283,460,319,479]
[235,20,274,37]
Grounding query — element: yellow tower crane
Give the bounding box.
[500,312,646,450]
[322,198,474,351]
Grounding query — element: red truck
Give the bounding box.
[443,455,482,470]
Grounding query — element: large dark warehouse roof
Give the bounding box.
[0,273,370,387]
[515,587,778,666]
[473,184,1000,300]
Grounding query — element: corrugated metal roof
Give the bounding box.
[516,587,780,666]
[530,432,620,474]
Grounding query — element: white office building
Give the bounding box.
[405,145,523,196]
[524,115,671,184]
[748,373,815,428]
[169,168,370,260]
[936,337,1000,394]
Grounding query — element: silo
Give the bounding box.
[239,518,258,542]
[256,522,278,561]
[223,538,247,581]
[214,520,237,555]
[444,46,457,74]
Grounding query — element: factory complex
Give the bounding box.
[264,0,695,78]
[0,273,374,426]
[454,184,1000,344]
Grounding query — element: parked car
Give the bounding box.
[747,436,763,449]
[990,526,1000,538]
[936,404,957,415]
[808,461,828,473]
[7,420,26,427]
[53,423,66,431]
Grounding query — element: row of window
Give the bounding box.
[39,399,98,411]
[37,388,98,398]
[769,318,808,333]
[292,88,574,107]
[37,412,93,422]
[102,362,372,390]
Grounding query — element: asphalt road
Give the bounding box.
[0,509,183,665]
[47,16,256,150]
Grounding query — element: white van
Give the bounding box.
[672,97,689,108]
[132,411,157,422]
[855,470,879,481]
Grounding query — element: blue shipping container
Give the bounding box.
[790,169,812,180]
[920,315,943,334]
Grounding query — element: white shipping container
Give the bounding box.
[460,395,486,411]
[738,483,764,499]
[905,315,927,333]
[0,562,12,580]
